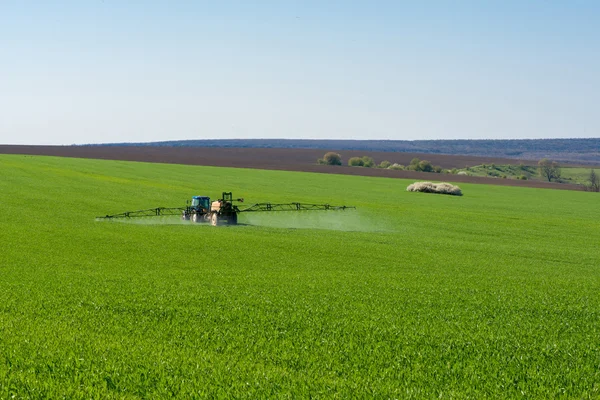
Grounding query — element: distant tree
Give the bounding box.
[361,156,375,168]
[586,169,600,192]
[409,158,421,170]
[418,160,433,172]
[348,157,363,167]
[322,152,342,166]
[538,158,561,182]
[433,165,443,173]
[378,160,391,169]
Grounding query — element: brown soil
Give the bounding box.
[0,145,582,191]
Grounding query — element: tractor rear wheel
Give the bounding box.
[230,213,238,225]
[211,213,218,226]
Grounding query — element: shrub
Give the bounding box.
[457,171,468,176]
[418,160,433,172]
[433,165,443,173]
[361,156,375,168]
[407,182,463,196]
[378,160,391,169]
[408,158,421,170]
[407,158,436,172]
[347,156,375,168]
[451,168,458,174]
[322,152,342,166]
[317,158,326,165]
[348,157,363,167]
[388,163,405,170]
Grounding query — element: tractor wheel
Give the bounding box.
[192,213,201,223]
[211,213,218,226]
[230,213,238,225]
[181,212,189,221]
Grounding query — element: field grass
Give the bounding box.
[560,167,599,185]
[458,163,599,186]
[1,154,600,398]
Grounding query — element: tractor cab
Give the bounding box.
[184,192,244,224]
[190,196,211,212]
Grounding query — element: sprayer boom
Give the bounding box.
[100,207,185,219]
[239,203,354,212]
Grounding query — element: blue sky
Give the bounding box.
[1,1,598,145]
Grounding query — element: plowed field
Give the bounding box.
[0,145,581,190]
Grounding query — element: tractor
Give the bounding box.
[181,192,243,226]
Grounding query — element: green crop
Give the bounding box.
[1,155,599,398]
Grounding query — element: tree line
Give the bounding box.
[318,152,444,173]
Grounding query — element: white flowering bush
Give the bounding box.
[407,182,463,196]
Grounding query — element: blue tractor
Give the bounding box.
[181,196,211,223]
[181,192,242,225]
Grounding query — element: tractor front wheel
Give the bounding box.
[192,213,201,223]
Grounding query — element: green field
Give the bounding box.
[1,155,599,398]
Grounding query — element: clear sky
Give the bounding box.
[1,1,598,145]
